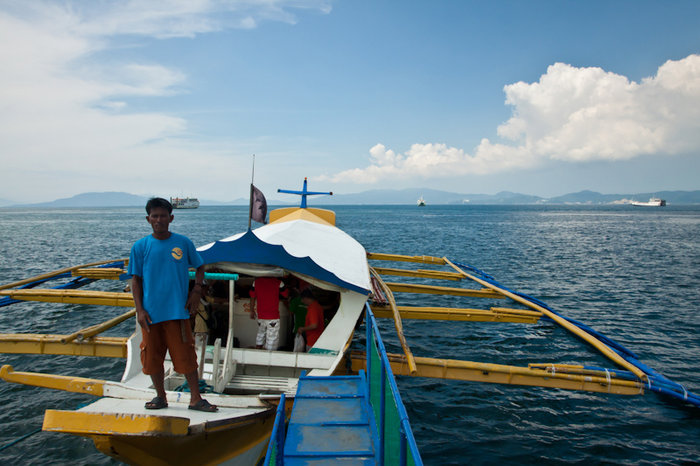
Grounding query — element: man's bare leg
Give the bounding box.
[185,370,203,405]
[150,367,166,399]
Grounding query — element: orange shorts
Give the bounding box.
[140,319,198,375]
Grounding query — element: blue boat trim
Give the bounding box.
[198,230,370,295]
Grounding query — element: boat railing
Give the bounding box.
[264,392,287,465]
[365,302,422,465]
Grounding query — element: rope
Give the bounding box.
[174,379,212,393]
[0,428,42,452]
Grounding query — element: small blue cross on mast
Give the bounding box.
[277,178,333,208]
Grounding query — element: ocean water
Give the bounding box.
[0,205,699,464]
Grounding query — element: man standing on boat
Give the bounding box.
[128,197,217,412]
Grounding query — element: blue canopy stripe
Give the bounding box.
[198,230,369,295]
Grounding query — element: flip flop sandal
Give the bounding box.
[188,399,218,412]
[145,396,168,410]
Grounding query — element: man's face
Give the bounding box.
[146,207,173,235]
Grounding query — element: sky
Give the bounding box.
[1,0,699,203]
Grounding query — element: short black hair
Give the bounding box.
[300,289,314,299]
[146,197,173,214]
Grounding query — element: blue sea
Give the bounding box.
[0,205,699,464]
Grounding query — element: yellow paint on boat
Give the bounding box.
[269,207,336,225]
[0,258,126,291]
[367,252,445,264]
[88,409,276,466]
[61,309,135,343]
[372,266,464,281]
[371,305,541,324]
[444,258,650,382]
[0,289,134,306]
[385,281,504,299]
[72,267,126,280]
[350,352,643,396]
[0,334,127,357]
[43,410,190,436]
[0,365,104,395]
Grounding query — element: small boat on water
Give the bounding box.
[417,196,426,206]
[0,180,697,464]
[631,197,666,207]
[171,197,200,209]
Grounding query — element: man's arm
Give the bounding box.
[131,275,151,332]
[186,266,205,315]
[249,296,257,320]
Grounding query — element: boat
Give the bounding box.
[0,180,698,464]
[170,197,200,209]
[417,196,426,206]
[631,197,666,207]
[0,180,420,464]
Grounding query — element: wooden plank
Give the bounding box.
[366,253,445,264]
[384,282,504,299]
[372,267,464,281]
[0,334,128,358]
[444,258,649,382]
[349,352,643,396]
[62,309,136,343]
[43,409,189,436]
[370,305,541,323]
[0,289,134,307]
[0,365,105,395]
[72,268,127,280]
[0,258,127,291]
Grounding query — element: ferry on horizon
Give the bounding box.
[170,196,200,209]
[631,197,666,207]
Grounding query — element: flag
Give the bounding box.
[251,184,267,224]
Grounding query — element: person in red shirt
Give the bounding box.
[297,289,324,351]
[249,276,288,350]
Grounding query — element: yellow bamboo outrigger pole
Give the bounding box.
[61,309,136,343]
[348,351,643,395]
[0,259,126,291]
[443,258,649,382]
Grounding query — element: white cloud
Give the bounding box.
[0,1,332,201]
[322,54,700,184]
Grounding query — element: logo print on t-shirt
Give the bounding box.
[171,247,183,260]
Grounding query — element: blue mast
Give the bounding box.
[277,178,333,208]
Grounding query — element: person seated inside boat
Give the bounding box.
[286,278,308,339]
[190,282,211,375]
[297,288,325,351]
[249,276,289,350]
[198,280,229,345]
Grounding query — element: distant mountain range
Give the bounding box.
[2,189,699,208]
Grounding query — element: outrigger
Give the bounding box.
[0,180,698,464]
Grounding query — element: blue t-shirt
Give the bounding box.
[128,233,204,324]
